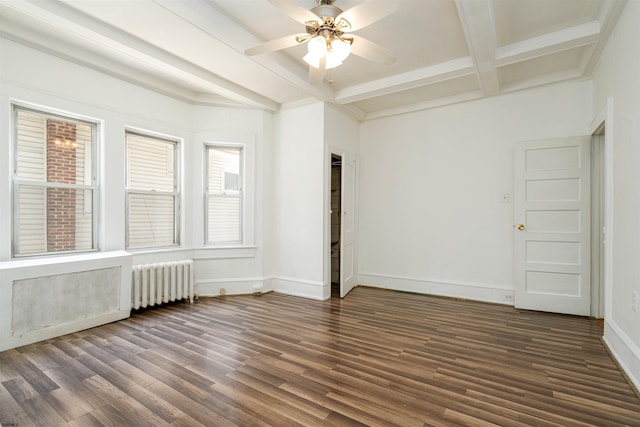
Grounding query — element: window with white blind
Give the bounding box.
[205,145,243,244]
[126,132,180,249]
[12,106,98,257]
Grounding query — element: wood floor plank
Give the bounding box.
[118,383,199,425]
[1,287,639,426]
[41,386,95,422]
[67,412,106,427]
[211,377,321,426]
[3,377,40,404]
[226,370,331,420]
[13,392,68,426]
[0,380,38,427]
[143,379,233,426]
[82,375,168,426]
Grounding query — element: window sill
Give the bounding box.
[193,245,257,260]
[0,250,130,271]
[125,246,191,256]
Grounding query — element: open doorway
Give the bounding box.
[331,154,342,298]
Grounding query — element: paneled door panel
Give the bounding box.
[514,137,590,315]
[340,153,357,298]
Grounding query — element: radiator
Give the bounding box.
[131,260,194,310]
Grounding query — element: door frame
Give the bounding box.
[512,99,613,317]
[591,131,605,318]
[589,97,614,320]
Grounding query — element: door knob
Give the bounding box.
[517,224,525,230]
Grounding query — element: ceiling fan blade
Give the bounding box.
[336,0,403,32]
[268,0,320,25]
[245,34,307,56]
[349,35,396,64]
[309,56,326,84]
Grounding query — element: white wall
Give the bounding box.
[324,104,360,155]
[0,38,193,258]
[591,0,640,391]
[188,106,272,296]
[358,80,592,304]
[271,102,326,299]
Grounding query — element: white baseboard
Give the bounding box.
[271,276,328,301]
[196,276,272,297]
[196,276,328,300]
[357,273,514,305]
[602,318,640,393]
[0,309,130,353]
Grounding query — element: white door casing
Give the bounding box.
[514,136,591,316]
[340,154,357,298]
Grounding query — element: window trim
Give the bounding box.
[11,104,100,258]
[125,129,182,250]
[204,143,245,246]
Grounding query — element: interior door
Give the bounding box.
[340,153,357,298]
[514,136,591,315]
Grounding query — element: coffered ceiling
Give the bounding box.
[0,0,628,120]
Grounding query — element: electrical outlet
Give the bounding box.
[632,291,639,313]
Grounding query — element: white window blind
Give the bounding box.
[126,132,179,249]
[206,145,242,244]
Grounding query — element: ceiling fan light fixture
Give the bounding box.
[303,35,328,68]
[307,35,327,56]
[330,38,351,62]
[303,52,322,68]
[245,0,402,81]
[304,35,350,69]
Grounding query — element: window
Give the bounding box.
[12,106,98,256]
[126,131,180,249]
[205,145,243,244]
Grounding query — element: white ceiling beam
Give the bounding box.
[495,21,600,67]
[333,57,475,104]
[455,0,500,97]
[1,0,279,110]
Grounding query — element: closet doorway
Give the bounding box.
[329,151,357,298]
[331,154,342,298]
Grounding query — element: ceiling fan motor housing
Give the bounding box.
[308,1,351,39]
[311,4,342,21]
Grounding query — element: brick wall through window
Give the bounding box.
[46,120,77,252]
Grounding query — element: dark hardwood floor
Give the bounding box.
[1,286,639,426]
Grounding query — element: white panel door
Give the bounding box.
[340,154,357,298]
[514,137,591,315]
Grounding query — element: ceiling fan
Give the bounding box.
[245,0,403,83]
